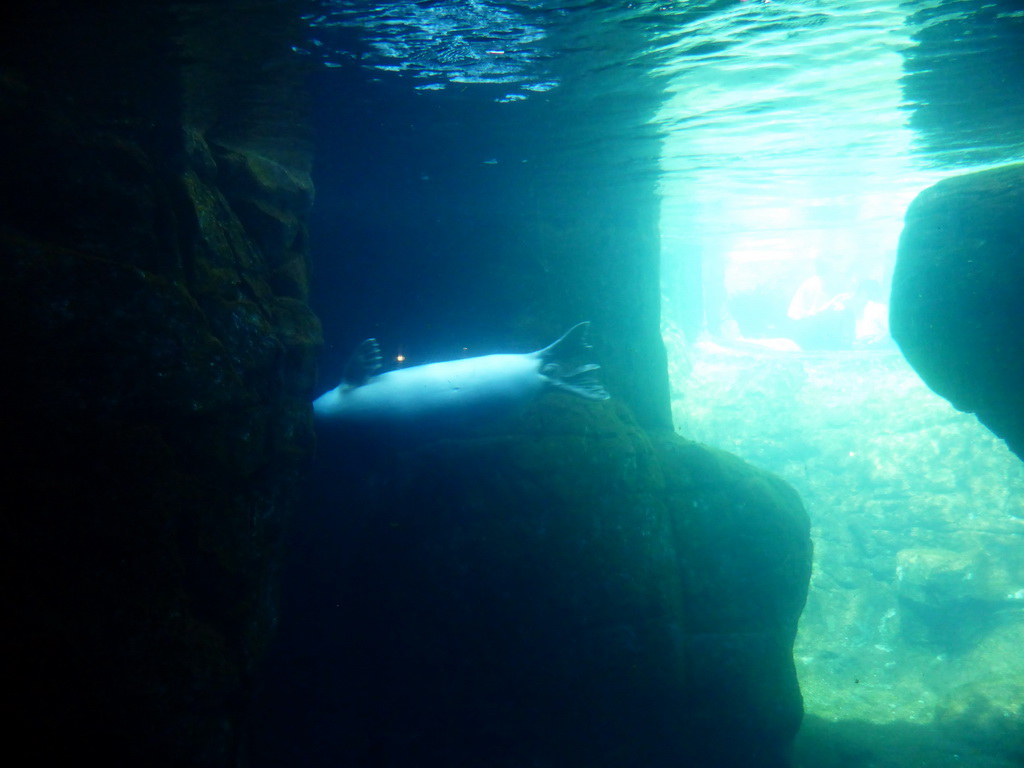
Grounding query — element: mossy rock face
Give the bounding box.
[0,3,317,765]
[891,163,1024,460]
[937,678,1024,761]
[895,548,991,606]
[269,398,811,766]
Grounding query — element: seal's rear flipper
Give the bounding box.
[546,362,610,401]
[537,321,594,362]
[343,338,383,387]
[537,322,611,401]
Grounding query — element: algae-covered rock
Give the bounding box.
[895,548,990,606]
[259,397,811,766]
[895,548,1003,651]
[0,3,318,765]
[937,678,1024,761]
[891,163,1024,461]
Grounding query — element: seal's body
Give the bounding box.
[313,322,609,427]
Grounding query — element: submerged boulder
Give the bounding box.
[895,548,990,607]
[937,677,1024,762]
[259,398,811,767]
[891,163,1024,460]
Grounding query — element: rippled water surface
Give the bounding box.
[307,0,1024,304]
[654,0,1024,318]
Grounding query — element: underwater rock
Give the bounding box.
[895,548,990,607]
[0,2,318,765]
[936,677,1024,761]
[895,548,998,651]
[258,396,811,767]
[891,163,1024,461]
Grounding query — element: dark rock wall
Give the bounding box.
[0,2,318,765]
[891,163,1024,460]
[258,398,810,767]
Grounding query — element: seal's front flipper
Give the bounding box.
[343,338,383,387]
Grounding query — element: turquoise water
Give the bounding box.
[667,339,1024,762]
[656,0,1024,338]
[648,2,1024,761]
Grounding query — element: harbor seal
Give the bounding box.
[313,321,609,428]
